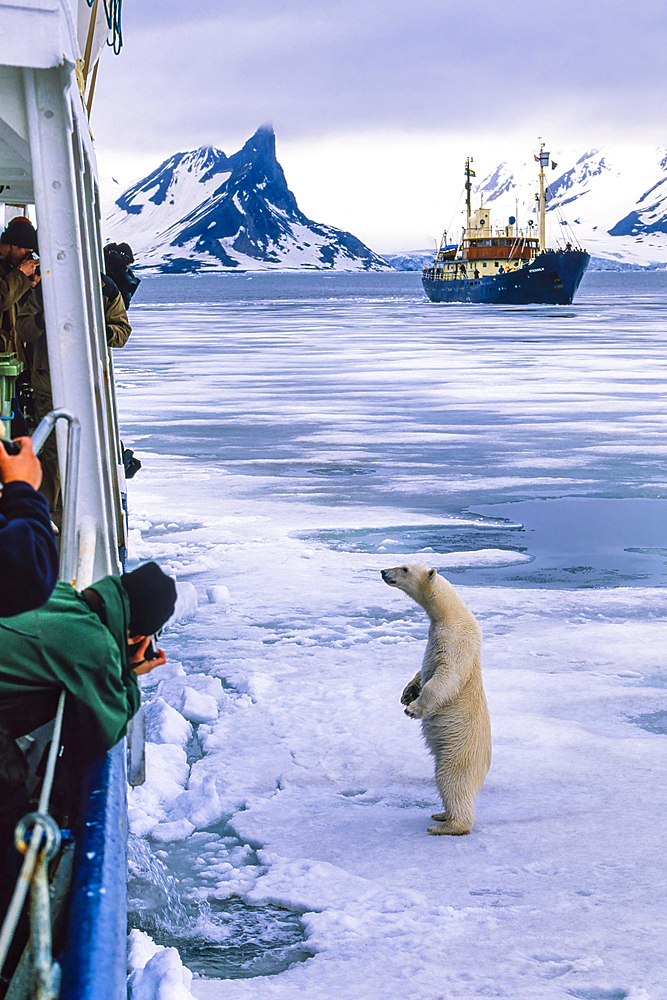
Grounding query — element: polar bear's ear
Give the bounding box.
[427,568,436,580]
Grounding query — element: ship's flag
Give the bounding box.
[465,165,476,177]
[552,161,558,170]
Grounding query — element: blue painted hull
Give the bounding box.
[60,744,128,1000]
[422,250,589,305]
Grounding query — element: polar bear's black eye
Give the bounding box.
[401,567,408,573]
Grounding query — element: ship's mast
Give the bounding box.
[465,156,472,236]
[538,141,547,252]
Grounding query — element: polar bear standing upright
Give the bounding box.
[381,565,491,836]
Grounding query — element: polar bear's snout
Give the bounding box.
[381,566,409,585]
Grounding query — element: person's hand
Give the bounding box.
[18,257,39,277]
[129,634,167,675]
[0,437,42,490]
[27,271,41,289]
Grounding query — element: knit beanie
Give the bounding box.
[120,562,177,636]
[115,242,135,264]
[0,218,38,252]
[104,241,134,265]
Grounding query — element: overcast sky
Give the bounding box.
[93,0,667,252]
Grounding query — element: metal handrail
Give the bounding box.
[31,408,81,585]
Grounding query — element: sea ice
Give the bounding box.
[170,582,198,624]
[127,930,195,1000]
[144,697,193,748]
[119,273,667,1000]
[206,584,230,607]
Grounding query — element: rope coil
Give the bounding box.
[0,691,66,983]
[85,0,123,55]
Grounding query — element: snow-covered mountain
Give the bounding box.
[383,250,437,271]
[474,146,667,267]
[105,126,389,273]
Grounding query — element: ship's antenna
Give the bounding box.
[464,156,472,237]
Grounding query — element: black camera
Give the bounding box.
[24,250,40,277]
[144,636,161,661]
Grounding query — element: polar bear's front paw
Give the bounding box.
[404,701,423,719]
[401,682,420,706]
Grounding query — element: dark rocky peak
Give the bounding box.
[227,124,277,172]
[221,124,301,218]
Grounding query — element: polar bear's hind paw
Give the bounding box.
[427,822,471,836]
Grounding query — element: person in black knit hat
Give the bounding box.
[0,218,39,253]
[0,560,176,972]
[103,241,141,309]
[121,560,178,649]
[0,216,39,358]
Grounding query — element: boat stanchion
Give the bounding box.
[127,708,146,787]
[31,408,82,585]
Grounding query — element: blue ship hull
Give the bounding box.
[422,250,589,305]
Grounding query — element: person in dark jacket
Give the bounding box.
[0,434,58,617]
[0,218,40,359]
[16,274,132,526]
[103,242,141,309]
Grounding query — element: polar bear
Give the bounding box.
[381,565,491,836]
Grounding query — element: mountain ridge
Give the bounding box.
[474,146,667,266]
[105,126,389,273]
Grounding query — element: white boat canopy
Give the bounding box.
[0,0,126,586]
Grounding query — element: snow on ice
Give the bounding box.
[122,469,666,1000]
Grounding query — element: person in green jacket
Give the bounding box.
[0,562,176,957]
[0,561,175,751]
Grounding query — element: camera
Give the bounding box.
[24,250,40,277]
[143,636,161,661]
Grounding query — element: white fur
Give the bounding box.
[381,565,491,835]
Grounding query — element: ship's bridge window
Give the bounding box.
[492,239,498,246]
[484,240,491,246]
[483,262,487,267]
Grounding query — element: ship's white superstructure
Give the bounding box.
[0,0,125,582]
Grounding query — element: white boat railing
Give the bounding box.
[0,5,131,998]
[0,0,127,583]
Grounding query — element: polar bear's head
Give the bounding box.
[381,564,437,605]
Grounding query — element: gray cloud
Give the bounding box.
[92,0,667,153]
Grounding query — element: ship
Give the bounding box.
[422,147,590,305]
